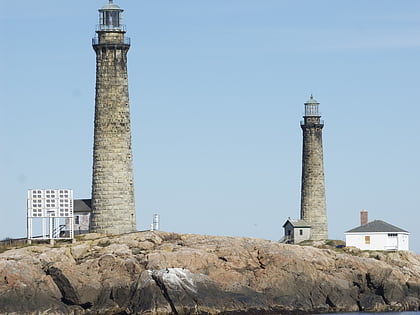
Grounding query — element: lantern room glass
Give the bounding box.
[102,10,120,28]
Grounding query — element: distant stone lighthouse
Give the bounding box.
[300,95,328,240]
[90,0,136,234]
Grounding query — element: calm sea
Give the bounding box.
[313,313,420,315]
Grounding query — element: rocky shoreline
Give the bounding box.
[0,231,419,314]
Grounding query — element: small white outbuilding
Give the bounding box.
[282,219,312,244]
[345,219,409,251]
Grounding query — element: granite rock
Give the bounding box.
[0,231,419,314]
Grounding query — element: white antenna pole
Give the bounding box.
[153,214,159,231]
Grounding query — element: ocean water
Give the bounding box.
[314,313,420,315]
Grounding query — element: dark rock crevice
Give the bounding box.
[325,295,336,308]
[256,250,266,269]
[79,302,93,310]
[44,266,93,310]
[45,266,80,305]
[151,273,179,315]
[352,281,362,290]
[356,300,363,311]
[365,273,389,305]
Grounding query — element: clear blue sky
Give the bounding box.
[1,1,419,253]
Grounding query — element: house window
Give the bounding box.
[287,230,291,236]
[75,216,80,225]
[365,236,371,244]
[299,229,303,236]
[388,233,397,237]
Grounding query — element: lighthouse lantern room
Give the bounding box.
[98,0,124,31]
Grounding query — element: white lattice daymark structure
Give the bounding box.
[27,189,74,241]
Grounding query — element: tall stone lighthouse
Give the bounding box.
[300,95,328,240]
[90,0,136,234]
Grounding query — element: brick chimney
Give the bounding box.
[360,210,368,226]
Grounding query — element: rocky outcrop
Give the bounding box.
[0,231,419,314]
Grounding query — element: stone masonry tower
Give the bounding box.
[91,0,136,234]
[300,95,328,240]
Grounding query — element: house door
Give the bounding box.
[386,233,398,250]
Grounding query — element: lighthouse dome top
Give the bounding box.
[304,94,319,105]
[100,0,123,11]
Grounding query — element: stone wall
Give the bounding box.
[91,30,136,234]
[300,116,328,240]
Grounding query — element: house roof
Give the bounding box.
[73,199,92,212]
[345,220,408,233]
[283,219,311,228]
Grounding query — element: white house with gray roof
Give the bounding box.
[345,219,409,251]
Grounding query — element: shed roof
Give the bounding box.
[283,219,311,228]
[345,220,408,233]
[73,199,92,213]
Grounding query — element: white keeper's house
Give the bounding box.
[345,217,409,251]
